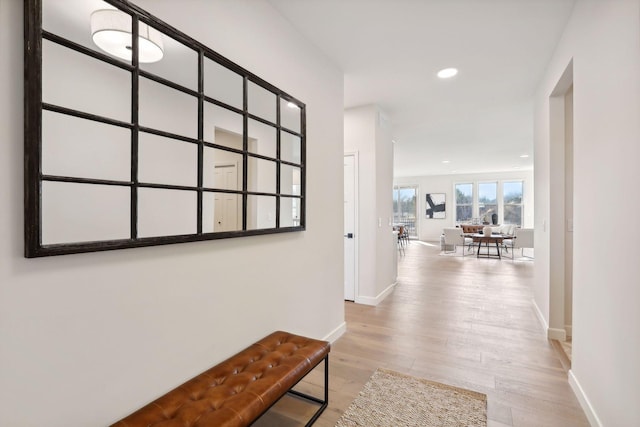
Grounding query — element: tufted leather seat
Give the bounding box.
[111,331,330,427]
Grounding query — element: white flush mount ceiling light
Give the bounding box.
[437,68,458,79]
[91,9,164,63]
[442,160,450,164]
[520,154,529,158]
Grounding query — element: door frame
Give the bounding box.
[213,161,241,231]
[344,152,359,302]
[547,61,573,342]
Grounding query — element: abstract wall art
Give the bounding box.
[426,193,446,219]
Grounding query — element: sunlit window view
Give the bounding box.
[503,181,523,226]
[393,185,417,238]
[454,180,524,226]
[478,182,498,223]
[455,183,473,222]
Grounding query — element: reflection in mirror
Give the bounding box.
[141,28,197,91]
[248,119,277,158]
[202,192,242,233]
[43,39,131,122]
[280,164,301,196]
[42,111,131,181]
[212,128,243,151]
[280,99,301,133]
[280,197,301,227]
[42,0,126,61]
[247,157,276,194]
[203,146,243,190]
[203,103,243,145]
[42,181,130,245]
[27,0,305,256]
[139,77,197,138]
[204,58,243,109]
[248,81,276,123]
[139,133,197,187]
[281,132,302,164]
[138,188,197,238]
[91,10,163,63]
[246,195,276,230]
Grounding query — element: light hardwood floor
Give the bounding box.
[255,240,589,427]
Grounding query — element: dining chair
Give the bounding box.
[443,228,473,256]
[504,228,534,259]
[396,225,406,253]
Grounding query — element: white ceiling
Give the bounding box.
[268,0,576,177]
[46,0,575,177]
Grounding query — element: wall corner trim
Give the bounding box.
[565,325,573,337]
[569,370,603,427]
[531,298,549,332]
[355,282,397,306]
[323,322,347,344]
[548,328,567,341]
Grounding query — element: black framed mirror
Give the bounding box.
[24,0,306,257]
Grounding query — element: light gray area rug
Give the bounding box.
[335,368,487,427]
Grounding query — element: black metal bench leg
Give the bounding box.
[310,354,329,426]
[285,354,329,427]
[250,354,329,427]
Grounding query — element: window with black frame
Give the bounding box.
[24,0,306,257]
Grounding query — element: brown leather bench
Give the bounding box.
[111,331,330,427]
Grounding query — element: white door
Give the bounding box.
[344,155,356,301]
[214,164,238,232]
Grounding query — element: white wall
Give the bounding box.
[344,105,396,305]
[534,1,640,425]
[375,112,397,300]
[0,1,345,426]
[395,170,534,241]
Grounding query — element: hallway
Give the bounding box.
[263,241,589,426]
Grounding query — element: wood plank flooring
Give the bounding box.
[255,240,589,427]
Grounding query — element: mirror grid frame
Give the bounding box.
[24,0,306,257]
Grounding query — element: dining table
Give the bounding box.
[470,233,510,259]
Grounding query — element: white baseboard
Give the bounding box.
[531,300,568,340]
[569,370,603,427]
[531,299,548,331]
[323,321,347,344]
[548,328,567,341]
[355,282,397,306]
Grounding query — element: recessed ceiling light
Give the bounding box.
[442,160,450,164]
[437,68,458,79]
[520,154,529,158]
[287,101,299,109]
[513,166,520,169]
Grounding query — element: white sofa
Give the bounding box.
[490,224,517,236]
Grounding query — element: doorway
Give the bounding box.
[549,61,573,358]
[213,163,239,232]
[564,85,574,348]
[344,153,357,301]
